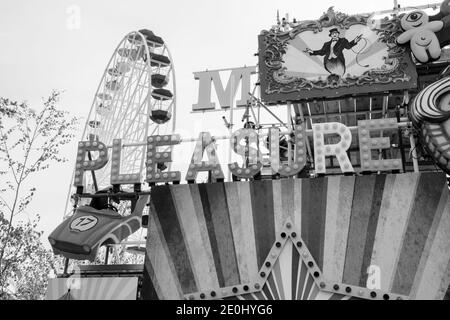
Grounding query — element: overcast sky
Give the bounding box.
[0,0,439,242]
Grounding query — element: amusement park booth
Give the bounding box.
[47,3,450,300]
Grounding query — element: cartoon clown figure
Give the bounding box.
[397,10,444,63]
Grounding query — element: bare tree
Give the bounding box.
[0,91,78,299]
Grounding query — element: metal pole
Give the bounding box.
[378,96,388,168]
[298,102,314,164]
[409,134,420,173]
[104,246,110,265]
[362,2,440,17]
[228,75,236,181]
[396,105,407,172]
[63,258,69,276]
[248,92,288,129]
[87,151,99,192]
[195,65,256,74]
[393,0,399,16]
[287,101,292,166]
[257,77,261,127]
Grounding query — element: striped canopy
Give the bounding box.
[142,172,450,300]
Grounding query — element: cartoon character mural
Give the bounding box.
[397,0,450,63]
[410,67,450,174]
[258,7,418,102]
[305,28,363,77]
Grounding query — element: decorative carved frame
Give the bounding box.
[258,7,418,103]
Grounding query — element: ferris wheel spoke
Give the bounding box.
[89,38,130,135]
[108,63,148,138]
[110,63,153,142]
[102,43,134,120]
[112,70,150,139]
[100,43,145,139]
[120,147,146,175]
[108,99,146,142]
[103,74,142,137]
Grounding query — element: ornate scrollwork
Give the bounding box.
[260,8,413,97]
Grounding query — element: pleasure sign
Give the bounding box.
[73,118,402,188]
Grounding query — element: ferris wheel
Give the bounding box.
[64,29,177,222]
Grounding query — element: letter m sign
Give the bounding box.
[192,66,257,111]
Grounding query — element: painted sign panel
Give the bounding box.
[141,173,450,300]
[258,8,418,103]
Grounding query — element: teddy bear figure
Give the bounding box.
[397,10,444,63]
